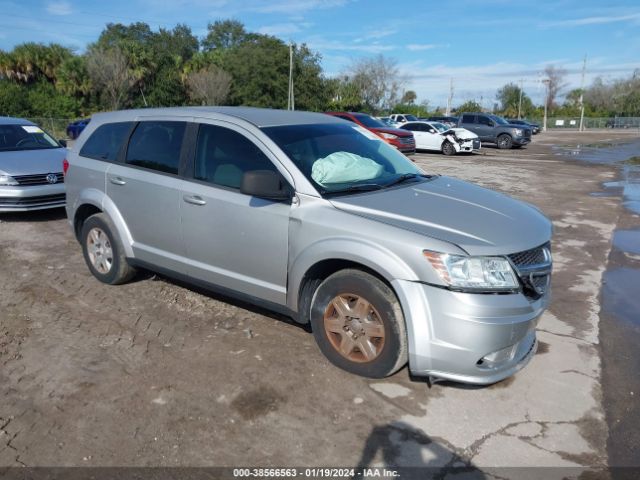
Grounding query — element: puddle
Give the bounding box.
[602,268,640,327]
[613,230,640,255]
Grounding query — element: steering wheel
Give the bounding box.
[16,138,37,147]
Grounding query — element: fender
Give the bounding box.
[74,188,135,258]
[286,236,420,312]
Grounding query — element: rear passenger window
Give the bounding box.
[79,122,133,161]
[194,124,278,190]
[461,115,475,123]
[125,121,186,175]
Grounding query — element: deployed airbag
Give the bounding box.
[311,151,382,185]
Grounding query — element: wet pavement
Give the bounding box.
[553,137,640,467]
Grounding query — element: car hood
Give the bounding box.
[0,148,67,176]
[330,175,552,256]
[369,127,413,138]
[443,128,478,140]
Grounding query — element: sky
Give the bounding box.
[1,0,640,108]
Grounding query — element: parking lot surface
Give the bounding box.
[0,130,638,473]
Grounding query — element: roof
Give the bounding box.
[0,117,35,126]
[92,106,342,128]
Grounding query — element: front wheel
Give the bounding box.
[497,134,513,149]
[442,141,456,156]
[309,269,408,378]
[80,213,136,285]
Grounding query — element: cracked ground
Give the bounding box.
[0,130,637,473]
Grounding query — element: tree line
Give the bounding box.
[1,20,639,120]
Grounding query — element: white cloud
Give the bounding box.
[46,1,72,15]
[542,12,640,28]
[407,44,438,51]
[258,23,302,36]
[254,0,349,14]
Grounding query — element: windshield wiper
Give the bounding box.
[324,183,385,196]
[384,173,425,188]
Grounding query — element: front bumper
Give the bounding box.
[513,136,531,146]
[0,183,66,212]
[392,280,548,384]
[456,138,481,152]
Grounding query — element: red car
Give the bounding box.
[325,112,416,155]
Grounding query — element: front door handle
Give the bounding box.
[183,194,207,206]
[109,177,126,186]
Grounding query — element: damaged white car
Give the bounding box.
[400,121,481,155]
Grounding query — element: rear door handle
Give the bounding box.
[183,194,207,206]
[109,177,126,186]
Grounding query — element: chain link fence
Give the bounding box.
[525,117,640,130]
[25,117,74,140]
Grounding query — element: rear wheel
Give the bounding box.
[80,213,136,285]
[309,269,407,378]
[442,141,456,156]
[497,134,513,149]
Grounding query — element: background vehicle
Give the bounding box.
[66,107,552,385]
[66,118,91,139]
[400,121,480,155]
[376,116,399,128]
[389,113,419,124]
[506,119,540,134]
[0,117,66,211]
[326,111,415,154]
[428,116,459,128]
[458,113,532,149]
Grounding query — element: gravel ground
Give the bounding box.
[0,130,638,476]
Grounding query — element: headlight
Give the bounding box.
[423,250,519,291]
[379,132,398,140]
[514,128,523,136]
[0,174,18,186]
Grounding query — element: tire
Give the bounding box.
[309,269,408,378]
[80,213,136,285]
[441,141,456,156]
[497,134,513,149]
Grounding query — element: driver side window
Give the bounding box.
[478,116,493,126]
[194,124,278,190]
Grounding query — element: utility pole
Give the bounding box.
[446,78,454,115]
[578,55,587,132]
[287,43,295,111]
[542,79,550,132]
[517,79,523,119]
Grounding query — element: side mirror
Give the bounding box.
[58,139,68,147]
[240,170,290,201]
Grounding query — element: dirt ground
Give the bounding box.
[0,130,638,475]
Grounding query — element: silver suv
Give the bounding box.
[66,107,552,384]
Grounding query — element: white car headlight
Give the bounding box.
[379,132,398,140]
[514,128,523,136]
[0,174,18,186]
[423,250,519,291]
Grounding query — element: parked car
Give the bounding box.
[400,121,480,155]
[458,113,532,149]
[428,116,459,128]
[66,118,91,139]
[0,117,67,211]
[376,116,399,128]
[66,107,552,384]
[389,113,419,124]
[326,112,415,154]
[506,119,540,134]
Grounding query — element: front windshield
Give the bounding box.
[431,123,448,133]
[0,124,60,151]
[489,115,509,125]
[352,114,387,128]
[263,123,425,195]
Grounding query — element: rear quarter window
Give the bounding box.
[461,114,475,123]
[79,122,134,161]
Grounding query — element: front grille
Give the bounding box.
[524,130,532,139]
[0,194,66,207]
[508,243,552,300]
[399,137,415,145]
[14,173,64,185]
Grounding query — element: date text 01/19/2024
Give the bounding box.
[232,468,401,478]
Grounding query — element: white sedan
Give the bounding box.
[400,121,481,155]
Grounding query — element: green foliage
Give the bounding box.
[0,80,30,116]
[496,83,534,118]
[202,20,250,51]
[455,101,483,113]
